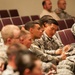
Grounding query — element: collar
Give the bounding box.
[7,65,18,72]
[7,65,14,71]
[43,9,53,13]
[58,8,65,13]
[43,32,53,41]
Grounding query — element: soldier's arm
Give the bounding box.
[30,44,59,62]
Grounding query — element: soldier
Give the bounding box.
[1,25,21,75]
[2,43,26,75]
[55,0,73,19]
[19,30,32,49]
[35,19,71,56]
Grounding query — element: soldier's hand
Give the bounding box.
[51,64,57,71]
[55,49,62,55]
[47,68,57,75]
[61,52,66,60]
[63,45,71,52]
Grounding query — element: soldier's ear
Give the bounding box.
[29,28,33,34]
[19,37,24,44]
[7,38,11,44]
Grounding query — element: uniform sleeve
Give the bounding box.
[30,44,58,62]
[53,35,64,48]
[56,59,75,75]
[42,62,53,73]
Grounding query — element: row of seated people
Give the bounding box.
[0,15,75,46]
[40,0,75,20]
[0,15,75,75]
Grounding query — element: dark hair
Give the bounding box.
[7,43,26,60]
[15,50,39,75]
[24,21,41,31]
[40,15,53,26]
[47,19,59,26]
[42,0,46,6]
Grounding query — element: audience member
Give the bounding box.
[40,0,60,20]
[0,25,21,74]
[35,19,71,60]
[20,30,32,49]
[2,43,26,75]
[55,0,73,19]
[1,25,21,46]
[15,50,43,75]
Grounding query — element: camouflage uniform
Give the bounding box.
[0,45,8,75]
[71,23,75,36]
[56,43,75,75]
[34,32,64,55]
[30,42,57,73]
[56,55,75,75]
[30,42,58,62]
[54,8,73,19]
[2,65,19,75]
[0,45,8,61]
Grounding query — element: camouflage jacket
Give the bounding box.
[34,32,64,55]
[56,55,75,75]
[55,8,72,19]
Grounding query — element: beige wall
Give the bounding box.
[0,0,75,16]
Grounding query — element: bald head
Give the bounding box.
[58,0,66,10]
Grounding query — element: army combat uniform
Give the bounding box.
[34,32,64,55]
[71,23,75,36]
[54,8,73,19]
[56,55,75,75]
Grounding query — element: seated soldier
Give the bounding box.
[0,25,21,74]
[19,30,32,49]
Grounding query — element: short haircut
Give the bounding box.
[7,43,26,60]
[15,50,39,75]
[47,19,59,26]
[24,21,40,31]
[1,25,20,43]
[42,0,46,6]
[40,15,53,26]
[20,30,30,37]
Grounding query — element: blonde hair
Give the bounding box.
[1,25,20,43]
[20,30,30,38]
